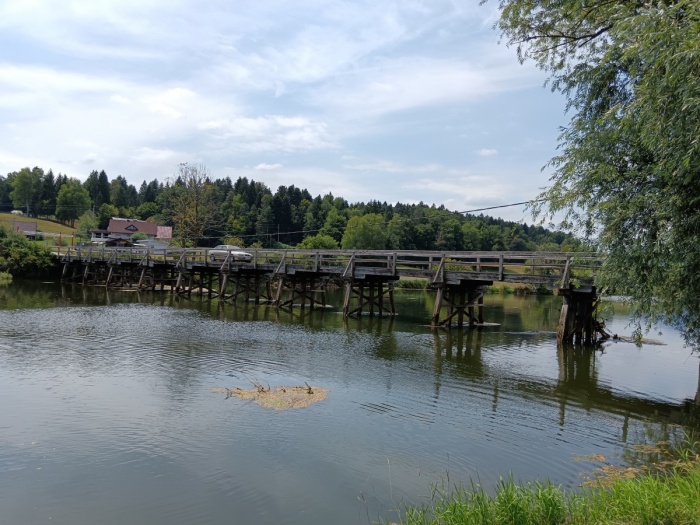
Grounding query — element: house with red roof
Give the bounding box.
[91,218,172,248]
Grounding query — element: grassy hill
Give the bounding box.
[0,213,77,235]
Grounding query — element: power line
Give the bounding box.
[223,199,541,241]
[456,200,537,215]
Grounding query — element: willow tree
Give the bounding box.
[491,0,700,341]
[170,163,221,247]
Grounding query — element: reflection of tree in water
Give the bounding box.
[0,282,57,309]
[458,294,561,334]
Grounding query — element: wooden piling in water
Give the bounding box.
[431,281,489,329]
[342,277,398,318]
[556,286,597,345]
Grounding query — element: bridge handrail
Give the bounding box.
[57,247,601,286]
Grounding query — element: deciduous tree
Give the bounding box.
[170,163,221,247]
[341,213,387,250]
[297,234,339,250]
[9,167,44,216]
[492,0,700,341]
[56,179,91,227]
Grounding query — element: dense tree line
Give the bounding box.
[1,164,581,251]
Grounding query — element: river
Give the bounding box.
[0,281,698,525]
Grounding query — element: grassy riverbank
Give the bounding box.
[395,278,548,295]
[393,460,700,525]
[0,213,77,235]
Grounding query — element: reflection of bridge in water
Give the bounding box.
[56,282,700,422]
[430,329,700,426]
[319,311,700,427]
[58,247,602,344]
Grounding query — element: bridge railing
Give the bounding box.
[55,246,601,286]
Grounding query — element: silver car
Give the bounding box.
[209,245,253,262]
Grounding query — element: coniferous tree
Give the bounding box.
[40,169,56,217]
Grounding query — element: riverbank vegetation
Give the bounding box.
[393,440,700,525]
[0,225,54,277]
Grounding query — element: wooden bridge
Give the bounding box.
[56,246,602,344]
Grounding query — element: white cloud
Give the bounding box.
[343,160,441,174]
[476,148,499,156]
[198,116,336,154]
[0,0,564,220]
[254,163,283,171]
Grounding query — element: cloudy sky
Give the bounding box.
[0,0,568,222]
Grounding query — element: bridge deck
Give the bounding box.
[56,247,599,289]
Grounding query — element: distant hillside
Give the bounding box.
[1,167,582,251]
[0,213,77,235]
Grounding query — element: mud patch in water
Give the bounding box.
[212,385,329,411]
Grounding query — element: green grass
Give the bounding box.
[485,282,544,295]
[395,277,429,290]
[393,279,551,294]
[0,213,77,235]
[393,462,700,525]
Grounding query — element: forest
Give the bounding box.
[0,164,581,252]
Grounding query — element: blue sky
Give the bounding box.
[0,0,568,222]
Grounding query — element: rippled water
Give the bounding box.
[0,282,698,525]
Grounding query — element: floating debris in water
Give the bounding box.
[574,453,607,463]
[211,384,329,411]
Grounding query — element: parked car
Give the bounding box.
[209,245,253,262]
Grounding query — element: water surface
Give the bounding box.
[0,282,698,525]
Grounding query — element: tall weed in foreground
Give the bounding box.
[394,459,700,524]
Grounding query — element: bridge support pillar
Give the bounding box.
[556,286,597,345]
[220,272,273,304]
[275,274,328,310]
[342,277,397,318]
[175,268,219,297]
[431,281,489,328]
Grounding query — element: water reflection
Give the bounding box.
[1,280,700,525]
[433,328,485,377]
[4,281,698,421]
[550,344,700,428]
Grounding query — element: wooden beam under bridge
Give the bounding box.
[56,247,606,344]
[342,276,398,318]
[431,280,491,328]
